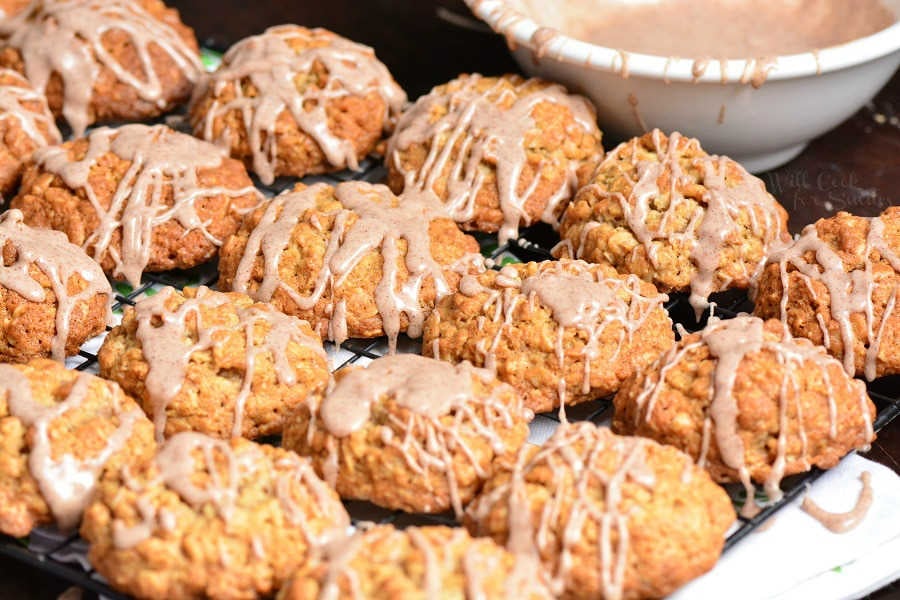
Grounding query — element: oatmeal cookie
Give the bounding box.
[283,353,531,516]
[218,181,484,351]
[387,73,603,243]
[0,0,201,135]
[81,433,350,600]
[0,68,60,196]
[557,129,789,317]
[424,259,673,413]
[12,124,260,286]
[612,316,876,517]
[190,25,406,184]
[464,422,735,600]
[99,286,330,441]
[753,207,900,380]
[278,525,552,600]
[0,209,110,362]
[0,359,154,537]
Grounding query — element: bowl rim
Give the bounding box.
[465,0,900,83]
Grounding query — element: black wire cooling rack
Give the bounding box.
[1,161,898,600]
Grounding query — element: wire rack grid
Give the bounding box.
[0,160,898,600]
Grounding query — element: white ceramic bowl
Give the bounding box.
[465,0,900,172]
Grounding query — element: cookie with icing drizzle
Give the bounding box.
[613,316,876,518]
[98,286,330,442]
[0,0,202,136]
[424,259,674,413]
[218,181,485,352]
[464,422,734,600]
[190,25,407,185]
[557,129,789,318]
[81,433,350,600]
[282,354,532,517]
[0,68,60,195]
[0,359,155,537]
[0,209,110,363]
[278,524,552,600]
[753,207,900,380]
[12,123,261,287]
[386,73,603,244]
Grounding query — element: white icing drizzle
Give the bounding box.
[387,74,598,243]
[193,25,406,185]
[131,285,326,442]
[0,209,110,361]
[466,423,660,599]
[30,124,260,286]
[229,181,483,352]
[113,433,349,550]
[316,353,529,516]
[448,260,668,414]
[630,315,874,518]
[0,364,143,531]
[0,68,61,148]
[801,471,874,534]
[761,212,899,380]
[568,130,786,318]
[0,0,202,136]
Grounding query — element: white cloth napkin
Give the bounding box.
[671,453,900,600]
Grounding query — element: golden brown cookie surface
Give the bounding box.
[0,0,201,135]
[753,207,900,380]
[0,209,110,363]
[81,433,350,600]
[0,359,154,538]
[465,422,735,600]
[218,181,484,350]
[613,316,876,517]
[558,129,789,317]
[12,124,260,286]
[387,73,603,243]
[191,25,406,184]
[283,353,531,516]
[99,286,330,441]
[278,525,553,600]
[0,68,60,196]
[424,259,674,413]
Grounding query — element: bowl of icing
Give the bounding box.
[465,0,900,172]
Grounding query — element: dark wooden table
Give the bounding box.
[3,1,899,598]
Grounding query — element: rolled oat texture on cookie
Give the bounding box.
[613,315,877,518]
[0,0,202,135]
[387,73,603,243]
[99,285,330,442]
[12,123,261,286]
[81,433,350,600]
[0,359,155,538]
[191,24,406,184]
[283,353,532,516]
[753,206,900,380]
